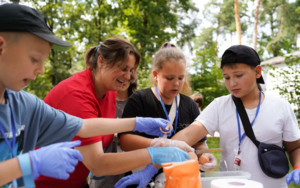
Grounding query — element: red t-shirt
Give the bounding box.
[35,69,116,188]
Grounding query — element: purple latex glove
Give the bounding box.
[29,140,83,180]
[134,117,172,137]
[286,169,300,185]
[114,165,158,188]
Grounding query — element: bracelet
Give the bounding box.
[294,165,300,170]
[17,153,35,187]
[17,153,32,176]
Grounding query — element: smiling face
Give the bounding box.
[0,32,51,92]
[222,63,262,98]
[99,53,136,92]
[153,59,186,103]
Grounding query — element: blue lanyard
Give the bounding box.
[0,90,18,187]
[155,87,178,133]
[236,90,262,151]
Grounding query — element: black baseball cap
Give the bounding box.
[0,3,72,51]
[221,45,264,84]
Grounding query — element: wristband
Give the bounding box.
[294,165,300,170]
[17,153,35,187]
[17,153,32,176]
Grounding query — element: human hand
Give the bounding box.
[114,164,158,188]
[286,169,300,185]
[29,140,83,180]
[147,147,190,165]
[199,153,217,171]
[134,117,172,137]
[150,138,194,152]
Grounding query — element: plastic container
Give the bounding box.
[201,171,251,188]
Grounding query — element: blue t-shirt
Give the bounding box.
[0,90,83,187]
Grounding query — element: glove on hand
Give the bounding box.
[147,147,190,165]
[29,140,83,180]
[151,138,194,152]
[114,164,158,188]
[286,169,300,185]
[134,117,172,137]
[199,153,217,171]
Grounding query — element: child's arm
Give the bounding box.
[284,139,300,184]
[172,120,209,146]
[76,117,171,138]
[0,158,22,186]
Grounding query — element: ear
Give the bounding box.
[255,65,262,79]
[0,36,7,58]
[97,55,104,69]
[152,70,158,80]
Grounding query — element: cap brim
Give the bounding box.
[257,75,265,84]
[31,31,72,51]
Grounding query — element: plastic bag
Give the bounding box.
[162,158,202,188]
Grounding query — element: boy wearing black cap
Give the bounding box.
[0,3,190,188]
[172,45,300,188]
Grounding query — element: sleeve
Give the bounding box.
[24,94,83,147]
[56,91,106,146]
[195,99,219,137]
[282,100,300,141]
[190,99,207,142]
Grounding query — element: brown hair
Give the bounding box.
[85,37,141,78]
[128,74,138,97]
[190,93,204,107]
[150,42,192,96]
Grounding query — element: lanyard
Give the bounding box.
[155,87,178,133]
[0,90,18,187]
[236,90,261,152]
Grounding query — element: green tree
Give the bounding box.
[190,27,229,108]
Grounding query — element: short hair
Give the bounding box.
[190,93,204,107]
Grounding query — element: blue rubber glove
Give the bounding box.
[29,140,83,180]
[114,164,158,188]
[134,117,172,137]
[147,147,190,165]
[286,169,300,185]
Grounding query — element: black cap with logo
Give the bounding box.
[221,45,264,84]
[0,3,72,51]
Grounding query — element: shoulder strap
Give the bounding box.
[169,94,180,125]
[231,95,260,148]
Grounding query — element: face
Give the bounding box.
[153,59,185,101]
[0,33,51,92]
[222,63,262,98]
[99,54,136,92]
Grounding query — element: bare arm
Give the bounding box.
[193,141,208,150]
[119,134,152,151]
[172,120,209,146]
[77,118,136,138]
[76,141,152,177]
[284,139,300,168]
[0,158,22,186]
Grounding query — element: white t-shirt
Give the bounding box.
[196,93,300,188]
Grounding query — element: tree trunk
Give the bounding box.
[253,0,262,50]
[234,0,242,44]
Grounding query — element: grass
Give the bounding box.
[206,137,297,188]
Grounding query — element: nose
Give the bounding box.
[229,78,236,87]
[124,70,131,80]
[174,79,179,86]
[35,63,45,75]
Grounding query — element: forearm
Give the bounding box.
[119,134,152,151]
[289,148,300,167]
[0,158,22,186]
[77,118,136,138]
[90,149,152,176]
[172,121,208,146]
[193,141,208,150]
